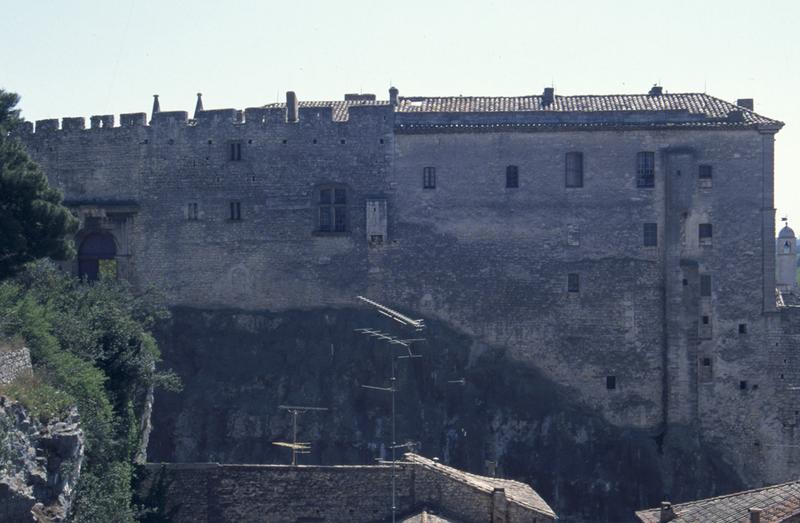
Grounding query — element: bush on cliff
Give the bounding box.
[0,262,179,522]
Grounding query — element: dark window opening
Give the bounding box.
[567,273,580,293]
[317,185,347,233]
[565,152,584,188]
[702,315,709,325]
[699,223,713,245]
[682,278,688,286]
[699,164,713,188]
[423,167,436,189]
[229,142,242,161]
[702,358,711,366]
[370,234,384,244]
[506,165,519,188]
[636,151,655,188]
[606,376,616,390]
[282,139,287,144]
[312,139,317,144]
[340,139,346,144]
[740,380,748,390]
[739,323,747,334]
[229,201,242,221]
[700,275,712,297]
[643,223,658,247]
[78,232,117,282]
[188,202,198,220]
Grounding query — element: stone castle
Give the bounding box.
[15,85,800,520]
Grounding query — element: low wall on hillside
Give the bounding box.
[136,454,555,522]
[0,345,32,385]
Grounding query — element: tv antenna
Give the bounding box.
[273,405,328,466]
[355,315,426,523]
[357,296,426,331]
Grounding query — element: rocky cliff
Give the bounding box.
[148,307,743,522]
[0,397,84,523]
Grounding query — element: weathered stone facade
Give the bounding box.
[16,87,800,519]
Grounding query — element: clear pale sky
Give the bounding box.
[2,0,797,227]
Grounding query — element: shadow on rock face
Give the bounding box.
[148,307,741,523]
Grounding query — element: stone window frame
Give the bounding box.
[567,273,580,293]
[636,151,655,188]
[229,141,243,161]
[565,152,584,188]
[700,275,712,297]
[315,183,349,234]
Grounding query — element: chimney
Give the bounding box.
[389,86,399,106]
[659,501,676,523]
[286,91,298,122]
[542,87,554,107]
[649,85,663,97]
[194,93,204,119]
[737,98,754,111]
[151,94,161,119]
[749,507,762,523]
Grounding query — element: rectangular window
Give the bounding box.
[699,164,713,188]
[319,207,332,231]
[229,142,242,161]
[567,273,580,293]
[423,167,436,189]
[229,201,241,221]
[567,224,580,246]
[606,376,616,390]
[700,275,712,297]
[565,152,584,188]
[636,152,655,188]
[643,223,658,247]
[317,186,347,233]
[739,323,748,334]
[187,202,199,220]
[699,223,713,246]
[506,165,519,188]
[334,207,347,232]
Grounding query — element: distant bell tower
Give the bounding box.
[777,218,798,291]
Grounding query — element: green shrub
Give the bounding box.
[0,373,73,423]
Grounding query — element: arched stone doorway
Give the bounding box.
[77,232,117,281]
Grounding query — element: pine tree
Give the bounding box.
[0,89,78,279]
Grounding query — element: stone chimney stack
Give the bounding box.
[749,507,762,523]
[649,85,663,96]
[151,94,161,120]
[194,93,204,119]
[737,98,754,111]
[542,87,554,107]
[659,501,676,523]
[389,86,399,106]
[286,91,298,122]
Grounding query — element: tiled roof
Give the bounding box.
[400,511,456,522]
[402,453,556,519]
[263,92,782,128]
[635,480,800,523]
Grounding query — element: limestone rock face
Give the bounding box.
[0,397,84,523]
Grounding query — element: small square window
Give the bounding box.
[739,380,748,390]
[567,273,580,293]
[643,223,658,247]
[229,142,242,161]
[699,165,713,188]
[636,152,655,188]
[739,323,747,334]
[423,167,436,189]
[606,376,616,390]
[506,165,519,188]
[702,358,711,366]
[699,223,713,246]
[565,152,584,188]
[700,275,712,297]
[229,201,242,221]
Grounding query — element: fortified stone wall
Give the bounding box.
[0,344,32,385]
[17,98,794,492]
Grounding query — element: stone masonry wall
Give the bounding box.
[137,460,551,522]
[0,345,32,385]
